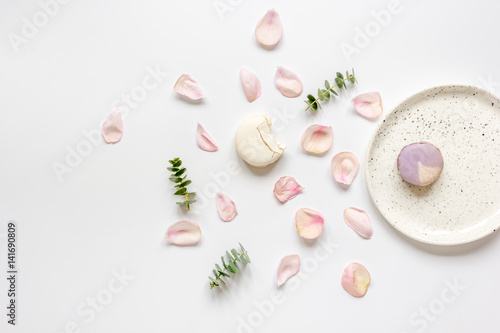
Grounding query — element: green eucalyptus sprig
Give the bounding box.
[305,69,358,111]
[209,243,250,289]
[168,157,196,211]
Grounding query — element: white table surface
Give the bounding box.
[1,1,499,332]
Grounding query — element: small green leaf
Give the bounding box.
[335,77,343,88]
[226,251,234,261]
[325,80,330,90]
[183,199,196,205]
[215,264,222,272]
[209,276,215,282]
[336,72,344,80]
[219,270,230,278]
[179,180,192,188]
[311,102,318,111]
[231,249,240,260]
[174,188,187,195]
[325,91,330,100]
[172,160,182,168]
[228,260,239,273]
[219,278,226,285]
[318,89,324,101]
[332,90,338,96]
[307,94,316,102]
[167,167,178,172]
[169,176,182,183]
[174,168,186,177]
[221,256,226,267]
[213,269,218,278]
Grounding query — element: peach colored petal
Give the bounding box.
[343,207,373,239]
[174,74,203,100]
[277,254,300,287]
[352,92,383,119]
[295,208,325,239]
[274,176,303,203]
[216,192,237,222]
[275,66,303,98]
[196,123,218,152]
[300,124,333,154]
[165,220,201,246]
[240,66,261,102]
[101,108,124,144]
[341,262,371,297]
[331,152,360,186]
[255,9,283,47]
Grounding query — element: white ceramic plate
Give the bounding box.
[366,85,500,245]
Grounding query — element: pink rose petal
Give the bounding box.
[275,66,303,98]
[165,220,201,246]
[174,74,204,100]
[101,108,124,144]
[343,207,373,239]
[240,66,261,102]
[341,262,371,297]
[216,192,237,222]
[295,208,325,239]
[331,152,360,186]
[274,176,303,203]
[196,123,218,152]
[255,9,283,47]
[300,124,333,154]
[276,254,300,287]
[352,92,383,119]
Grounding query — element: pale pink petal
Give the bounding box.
[174,74,204,100]
[331,152,360,186]
[295,208,325,239]
[343,207,373,239]
[276,254,300,287]
[101,108,124,144]
[300,124,333,154]
[341,262,371,297]
[274,176,303,203]
[240,66,261,102]
[352,92,383,119]
[165,220,201,246]
[216,192,237,222]
[255,9,283,47]
[196,123,218,152]
[275,66,303,98]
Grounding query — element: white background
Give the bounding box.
[1,0,500,332]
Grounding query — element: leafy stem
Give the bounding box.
[168,157,196,210]
[305,68,358,111]
[209,243,251,289]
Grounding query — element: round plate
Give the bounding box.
[366,85,500,245]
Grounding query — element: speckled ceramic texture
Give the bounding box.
[366,85,500,245]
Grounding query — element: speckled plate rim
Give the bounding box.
[365,84,500,246]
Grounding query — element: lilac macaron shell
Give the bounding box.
[397,142,444,186]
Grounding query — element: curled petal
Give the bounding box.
[275,66,303,98]
[352,92,383,119]
[174,74,204,100]
[277,254,300,287]
[165,220,201,246]
[301,124,333,154]
[255,9,283,47]
[331,152,360,186]
[341,262,371,297]
[343,207,373,239]
[216,192,237,222]
[295,208,325,239]
[101,108,124,144]
[196,123,218,152]
[274,176,303,203]
[240,66,262,102]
